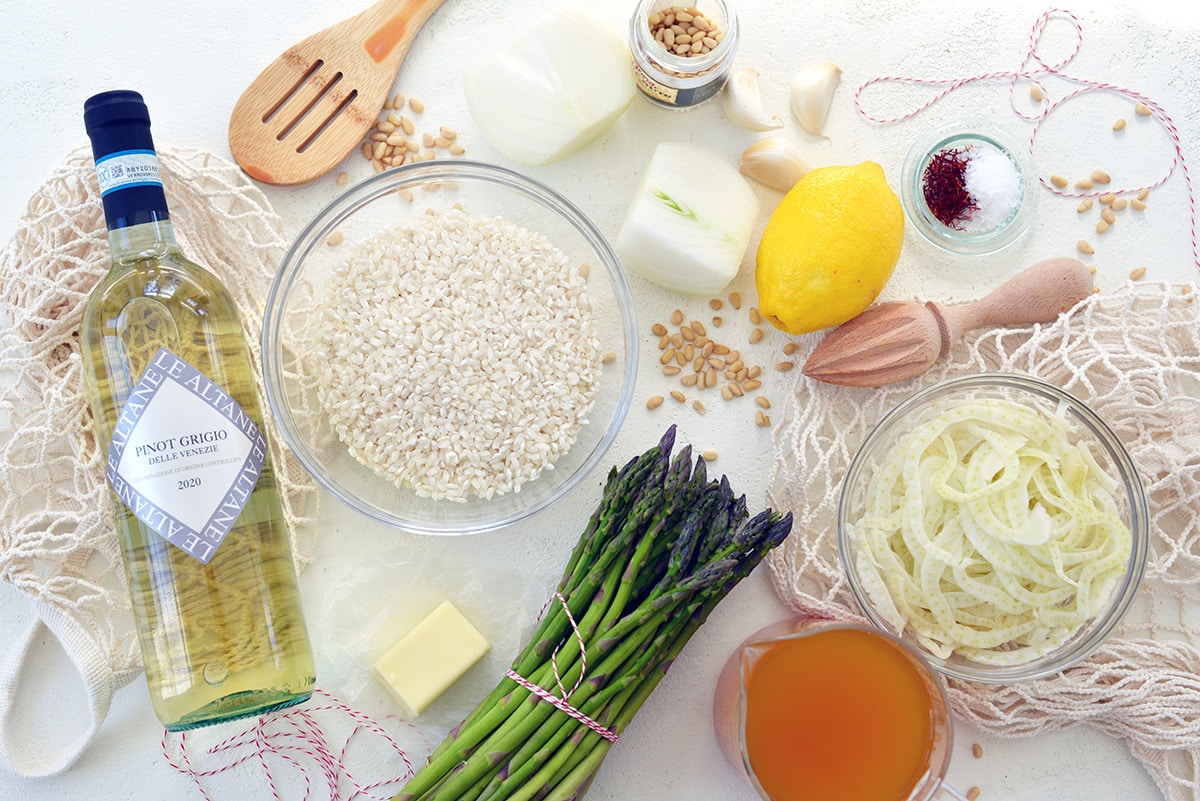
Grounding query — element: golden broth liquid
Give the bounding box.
[742,627,936,801]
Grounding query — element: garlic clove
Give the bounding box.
[790,62,842,136]
[739,137,810,192]
[721,67,783,132]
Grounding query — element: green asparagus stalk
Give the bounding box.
[393,427,792,801]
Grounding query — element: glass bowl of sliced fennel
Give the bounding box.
[837,373,1149,683]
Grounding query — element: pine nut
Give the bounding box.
[749,328,764,344]
[701,342,714,358]
[749,307,763,325]
[972,743,983,759]
[663,365,681,376]
[675,349,687,366]
[1102,207,1116,224]
[966,787,981,801]
[326,230,344,246]
[1137,188,1151,201]
[729,382,744,397]
[691,320,707,336]
[1030,84,1044,101]
[1131,198,1147,211]
[449,144,467,156]
[705,368,717,387]
[709,298,723,311]
[373,141,387,160]
[729,291,742,309]
[652,322,668,336]
[1096,220,1109,234]
[693,400,706,415]
[670,308,684,325]
[735,367,748,381]
[1075,178,1093,190]
[680,325,695,342]
[377,121,396,133]
[647,395,665,410]
[401,116,416,135]
[422,132,436,148]
[747,365,762,379]
[602,351,616,364]
[409,97,425,113]
[1130,266,1147,281]
[660,348,676,365]
[1113,118,1127,131]
[709,357,726,370]
[683,343,695,361]
[1135,102,1152,116]
[728,359,745,373]
[713,344,730,355]
[1112,197,1128,211]
[1099,193,1116,204]
[681,373,699,387]
[435,136,451,149]
[670,390,686,403]
[755,396,771,409]
[1077,199,1094,213]
[744,379,762,391]
[1091,169,1112,184]
[721,386,733,401]
[1077,240,1095,255]
[702,449,718,461]
[659,334,670,349]
[693,356,705,372]
[439,126,457,140]
[782,342,798,355]
[1050,174,1068,188]
[336,172,350,186]
[711,315,723,327]
[671,333,684,348]
[777,361,795,372]
[361,142,373,159]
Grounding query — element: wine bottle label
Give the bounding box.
[94,149,163,198]
[105,347,266,564]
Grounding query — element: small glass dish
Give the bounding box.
[901,121,1037,255]
[837,373,1149,683]
[261,161,639,535]
[713,618,964,801]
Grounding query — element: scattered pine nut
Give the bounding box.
[680,325,695,342]
[1091,169,1112,184]
[749,328,764,344]
[966,787,981,801]
[709,298,723,311]
[449,144,467,156]
[671,333,684,348]
[744,378,762,391]
[663,364,682,376]
[1137,188,1151,201]
[670,308,684,325]
[692,320,707,337]
[1077,240,1095,255]
[326,230,344,246]
[1130,266,1147,281]
[439,125,457,140]
[705,368,718,388]
[1088,265,1097,275]
[755,396,771,409]
[647,395,665,410]
[1112,197,1128,211]
[681,373,699,387]
[755,411,771,427]
[1096,220,1109,234]
[336,172,350,186]
[1050,174,1068,188]
[1075,178,1094,190]
[1077,198,1094,213]
[1113,118,1127,131]
[712,316,723,327]
[1132,198,1147,211]
[729,291,742,309]
[670,390,686,403]
[409,97,425,114]
[692,400,706,415]
[1029,84,1045,101]
[702,449,718,461]
[651,322,668,336]
[399,188,415,202]
[1135,102,1152,116]
[1099,192,1116,205]
[972,743,983,759]
[659,334,671,349]
[776,361,795,372]
[602,351,616,364]
[782,341,798,356]
[748,307,763,325]
[400,116,416,135]
[729,382,744,398]
[660,348,676,365]
[1101,207,1116,224]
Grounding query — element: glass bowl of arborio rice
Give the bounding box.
[837,373,1149,683]
[261,161,637,534]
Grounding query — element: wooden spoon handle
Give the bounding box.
[933,258,1094,349]
[359,0,446,66]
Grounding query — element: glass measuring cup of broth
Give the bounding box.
[713,618,968,801]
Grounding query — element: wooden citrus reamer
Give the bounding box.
[228,0,445,185]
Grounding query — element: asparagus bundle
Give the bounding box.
[394,426,793,801]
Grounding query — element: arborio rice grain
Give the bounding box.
[315,207,602,501]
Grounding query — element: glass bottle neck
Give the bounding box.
[107,216,183,266]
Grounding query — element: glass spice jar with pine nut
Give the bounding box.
[630,0,739,109]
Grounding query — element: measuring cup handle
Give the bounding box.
[935,783,972,801]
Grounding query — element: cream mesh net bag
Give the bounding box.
[766,283,1200,801]
[0,146,318,777]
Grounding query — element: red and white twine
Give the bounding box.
[504,592,620,744]
[162,689,419,801]
[854,7,1199,274]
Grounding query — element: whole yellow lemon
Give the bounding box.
[756,161,904,335]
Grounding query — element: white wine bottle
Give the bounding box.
[80,90,315,730]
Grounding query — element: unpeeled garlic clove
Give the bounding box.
[721,67,783,132]
[739,137,810,191]
[790,62,842,136]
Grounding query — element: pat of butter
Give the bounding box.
[371,600,491,718]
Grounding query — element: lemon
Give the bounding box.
[756,161,904,335]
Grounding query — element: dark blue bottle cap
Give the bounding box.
[84,89,170,230]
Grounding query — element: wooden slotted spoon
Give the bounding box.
[229,0,446,185]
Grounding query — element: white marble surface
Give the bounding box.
[2,0,1197,799]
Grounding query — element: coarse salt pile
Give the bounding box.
[315,208,602,502]
[960,145,1022,233]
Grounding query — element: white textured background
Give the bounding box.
[2,0,1198,799]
